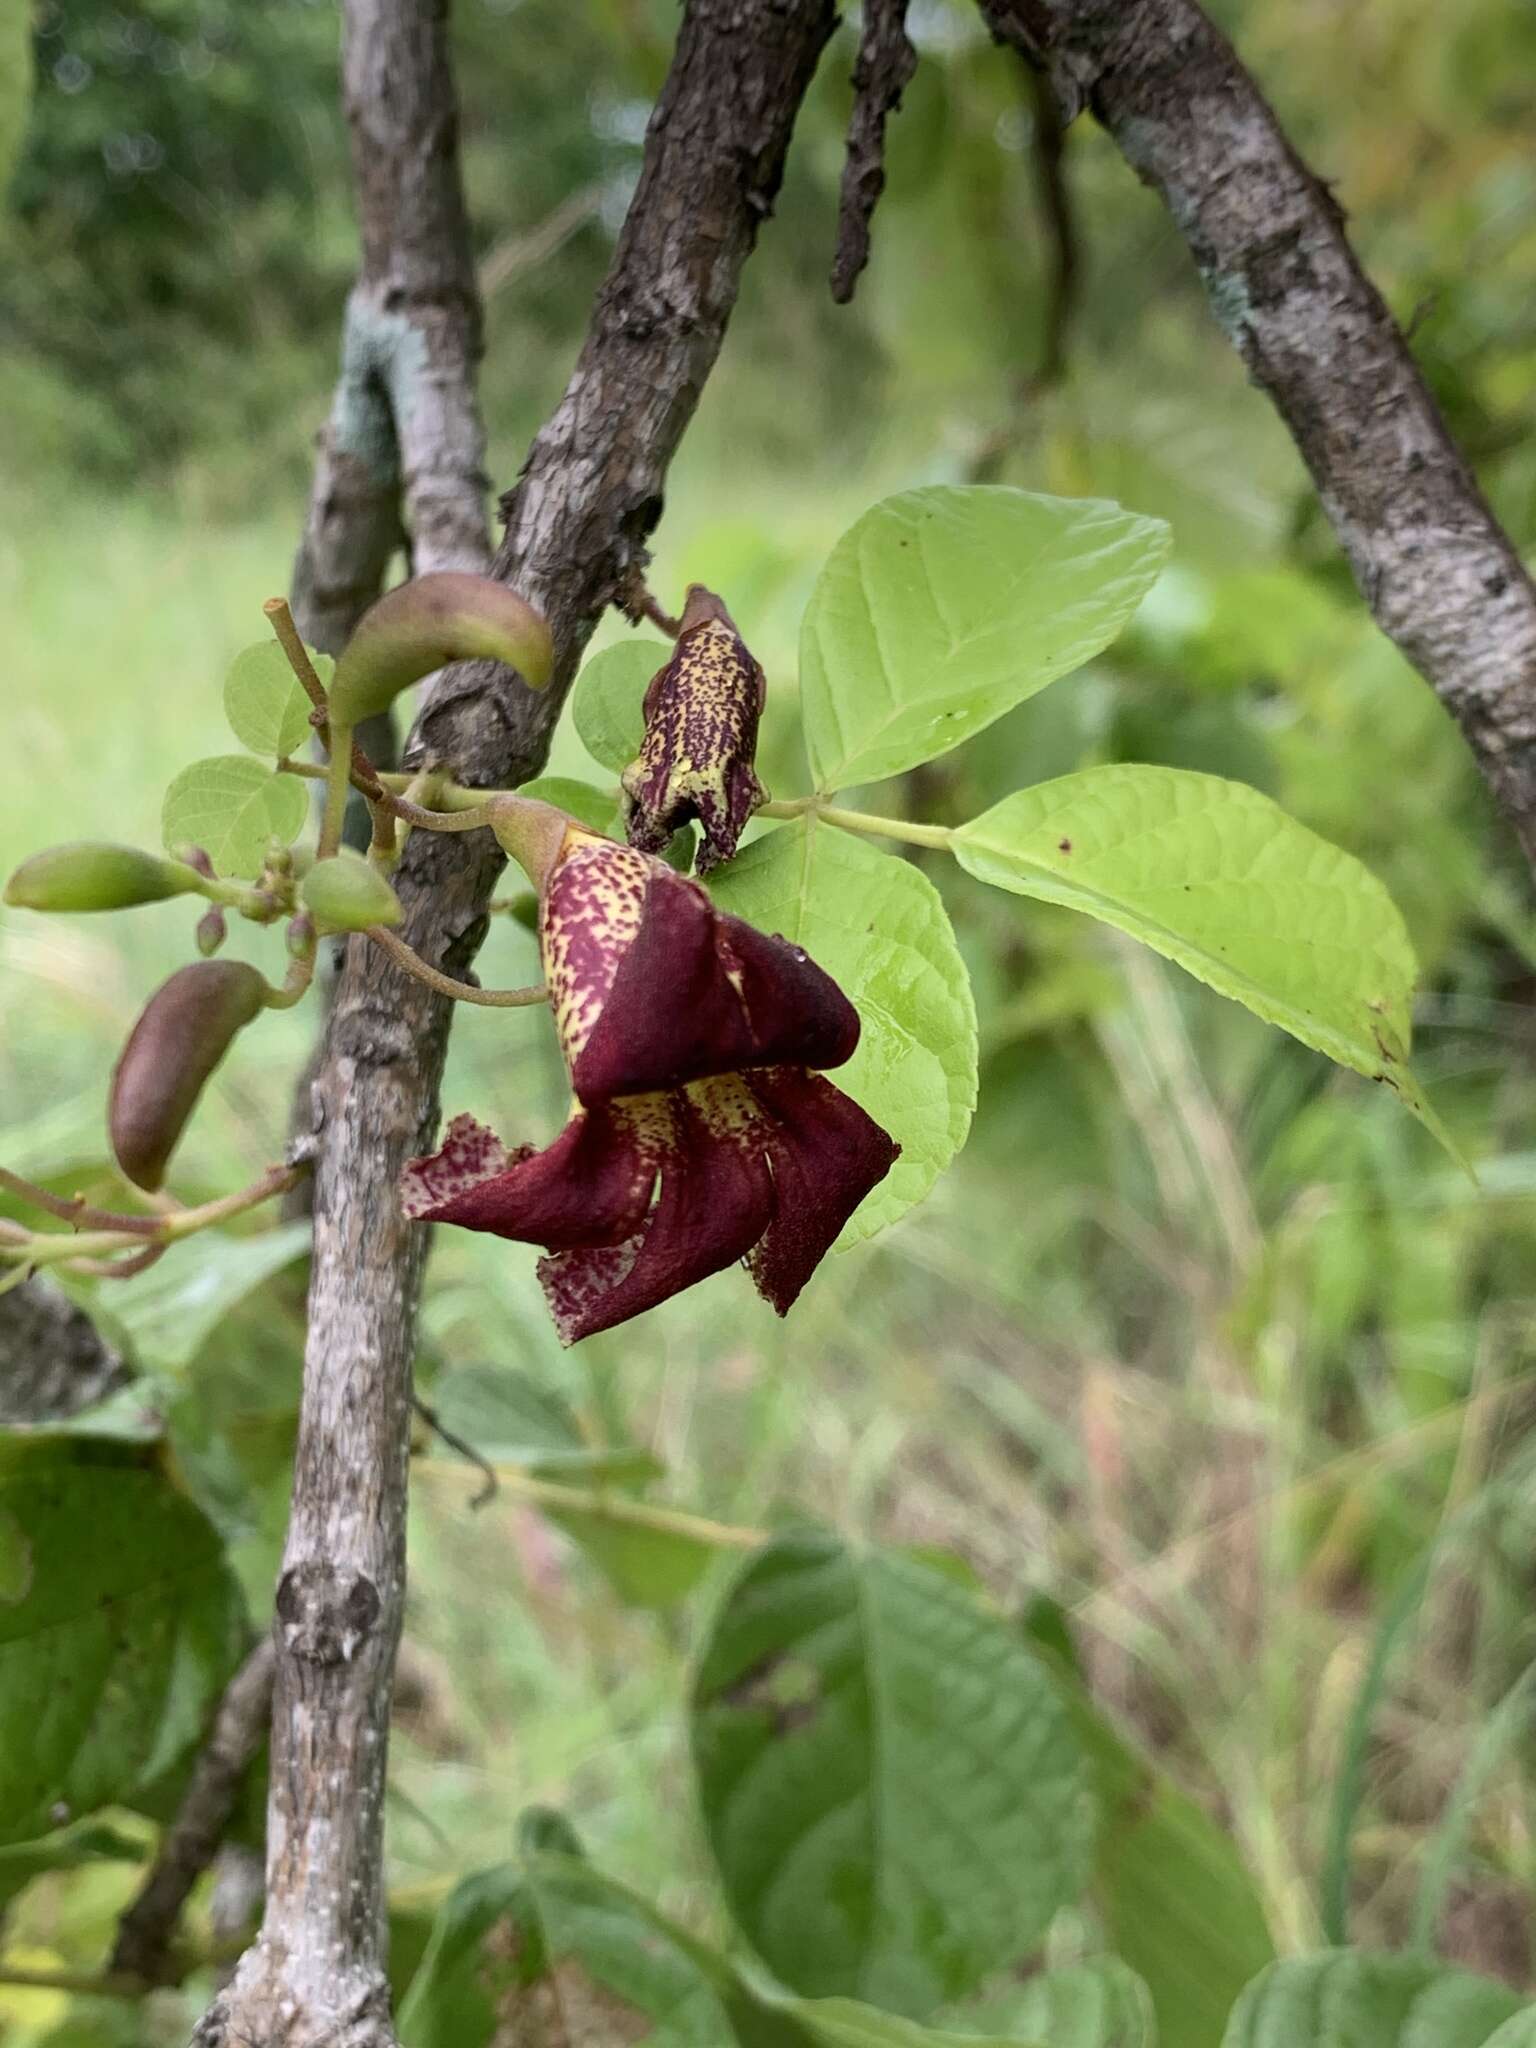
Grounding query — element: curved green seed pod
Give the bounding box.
[301,849,404,931]
[109,961,268,1191]
[327,572,554,728]
[5,843,200,914]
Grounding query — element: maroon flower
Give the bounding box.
[541,829,858,1106]
[401,1069,898,1345]
[620,585,767,872]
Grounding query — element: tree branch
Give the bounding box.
[196,3,835,2042]
[976,0,1536,868]
[108,1641,275,1988]
[831,0,918,304]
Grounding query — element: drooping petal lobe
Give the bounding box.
[744,1067,901,1314]
[400,1073,899,1345]
[620,586,768,873]
[541,835,859,1104]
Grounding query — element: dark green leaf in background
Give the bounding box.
[0,1435,247,1843]
[691,1531,1093,2017]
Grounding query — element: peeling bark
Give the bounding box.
[195,3,834,2042]
[977,0,1536,867]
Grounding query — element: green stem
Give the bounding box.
[807,801,955,850]
[364,925,548,1009]
[0,1963,145,2001]
[0,1162,308,1272]
[317,721,356,861]
[416,1458,763,1550]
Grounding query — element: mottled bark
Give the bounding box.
[830,0,917,304]
[977,0,1536,867]
[195,3,834,2043]
[0,1276,126,1424]
[292,0,488,664]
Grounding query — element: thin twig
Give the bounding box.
[0,1166,162,1237]
[363,925,548,1007]
[109,1640,277,1987]
[0,1163,309,1271]
[412,1397,498,1508]
[478,180,607,299]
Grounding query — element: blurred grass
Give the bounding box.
[4,448,1536,2019]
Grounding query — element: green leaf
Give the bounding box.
[691,1531,1093,2016]
[800,487,1170,793]
[398,1849,740,2048]
[0,1436,247,1844]
[223,640,323,760]
[752,1991,1042,2048]
[103,1221,311,1373]
[546,1502,717,1610]
[520,774,622,837]
[953,766,1442,1136]
[429,1365,661,1485]
[572,639,668,773]
[0,1818,146,1912]
[1486,2020,1536,2048]
[1049,1665,1272,2048]
[957,1959,1155,2046]
[1222,1953,1527,2048]
[708,819,976,1244]
[162,754,309,879]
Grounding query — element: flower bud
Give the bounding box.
[109,961,267,1191]
[300,849,404,931]
[328,572,554,728]
[286,912,317,959]
[195,908,227,957]
[620,585,767,872]
[4,843,199,914]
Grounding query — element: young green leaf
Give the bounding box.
[0,1435,247,1844]
[518,774,623,837]
[708,818,976,1244]
[571,639,668,772]
[952,765,1446,1141]
[691,1532,1093,2016]
[223,640,322,759]
[1222,1953,1528,2048]
[800,486,1170,793]
[162,754,309,879]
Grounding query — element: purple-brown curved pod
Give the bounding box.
[109,961,268,1191]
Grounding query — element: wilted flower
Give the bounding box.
[401,822,898,1342]
[401,1071,896,1345]
[620,585,767,872]
[541,830,858,1106]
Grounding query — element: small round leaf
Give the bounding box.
[161,756,309,880]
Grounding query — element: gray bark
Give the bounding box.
[195,3,834,2042]
[0,1276,126,1424]
[978,0,1536,867]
